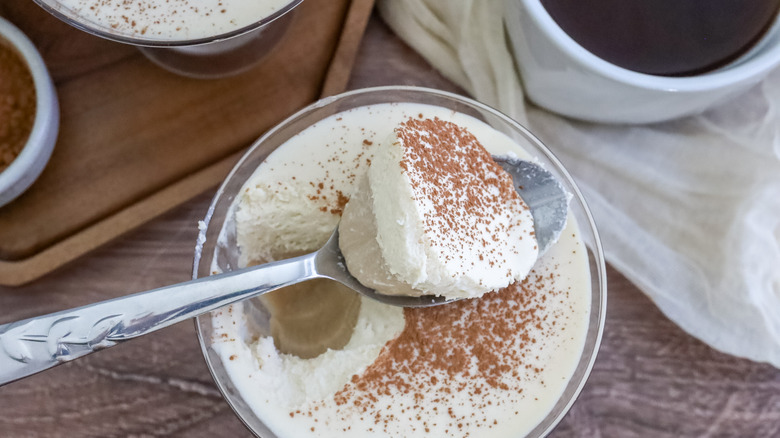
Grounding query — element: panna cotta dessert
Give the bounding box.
[50,0,294,40]
[339,117,538,299]
[209,102,592,437]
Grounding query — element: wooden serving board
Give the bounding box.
[0,0,375,286]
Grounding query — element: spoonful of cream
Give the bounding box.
[337,117,566,302]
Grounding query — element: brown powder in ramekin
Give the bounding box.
[0,38,36,173]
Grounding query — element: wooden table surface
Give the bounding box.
[2,11,780,438]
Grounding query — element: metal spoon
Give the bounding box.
[0,157,568,386]
[493,155,569,255]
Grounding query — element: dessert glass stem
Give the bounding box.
[0,252,319,386]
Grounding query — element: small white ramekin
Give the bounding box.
[0,16,59,207]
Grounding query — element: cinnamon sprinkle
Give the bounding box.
[395,117,533,280]
[300,264,567,435]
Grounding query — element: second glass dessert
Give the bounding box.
[32,0,302,78]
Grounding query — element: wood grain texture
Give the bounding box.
[320,0,377,97]
[0,12,778,438]
[0,0,358,285]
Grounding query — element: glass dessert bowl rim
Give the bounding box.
[192,85,608,438]
[31,0,302,47]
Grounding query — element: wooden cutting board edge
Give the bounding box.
[0,0,375,287]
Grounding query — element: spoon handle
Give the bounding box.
[0,253,318,386]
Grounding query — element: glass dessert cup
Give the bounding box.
[31,0,302,78]
[193,86,608,437]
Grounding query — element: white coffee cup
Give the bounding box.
[504,0,780,124]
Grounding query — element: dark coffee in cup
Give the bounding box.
[540,0,780,76]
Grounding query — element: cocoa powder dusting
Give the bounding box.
[301,264,567,435]
[395,117,533,278]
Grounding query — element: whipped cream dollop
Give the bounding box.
[339,117,538,299]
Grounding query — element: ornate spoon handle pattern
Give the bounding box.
[0,254,317,386]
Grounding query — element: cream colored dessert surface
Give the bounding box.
[53,0,292,40]
[339,117,538,299]
[211,102,591,438]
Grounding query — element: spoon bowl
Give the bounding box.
[316,228,451,307]
[494,155,569,255]
[332,156,569,307]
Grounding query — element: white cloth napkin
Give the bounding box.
[378,0,780,367]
